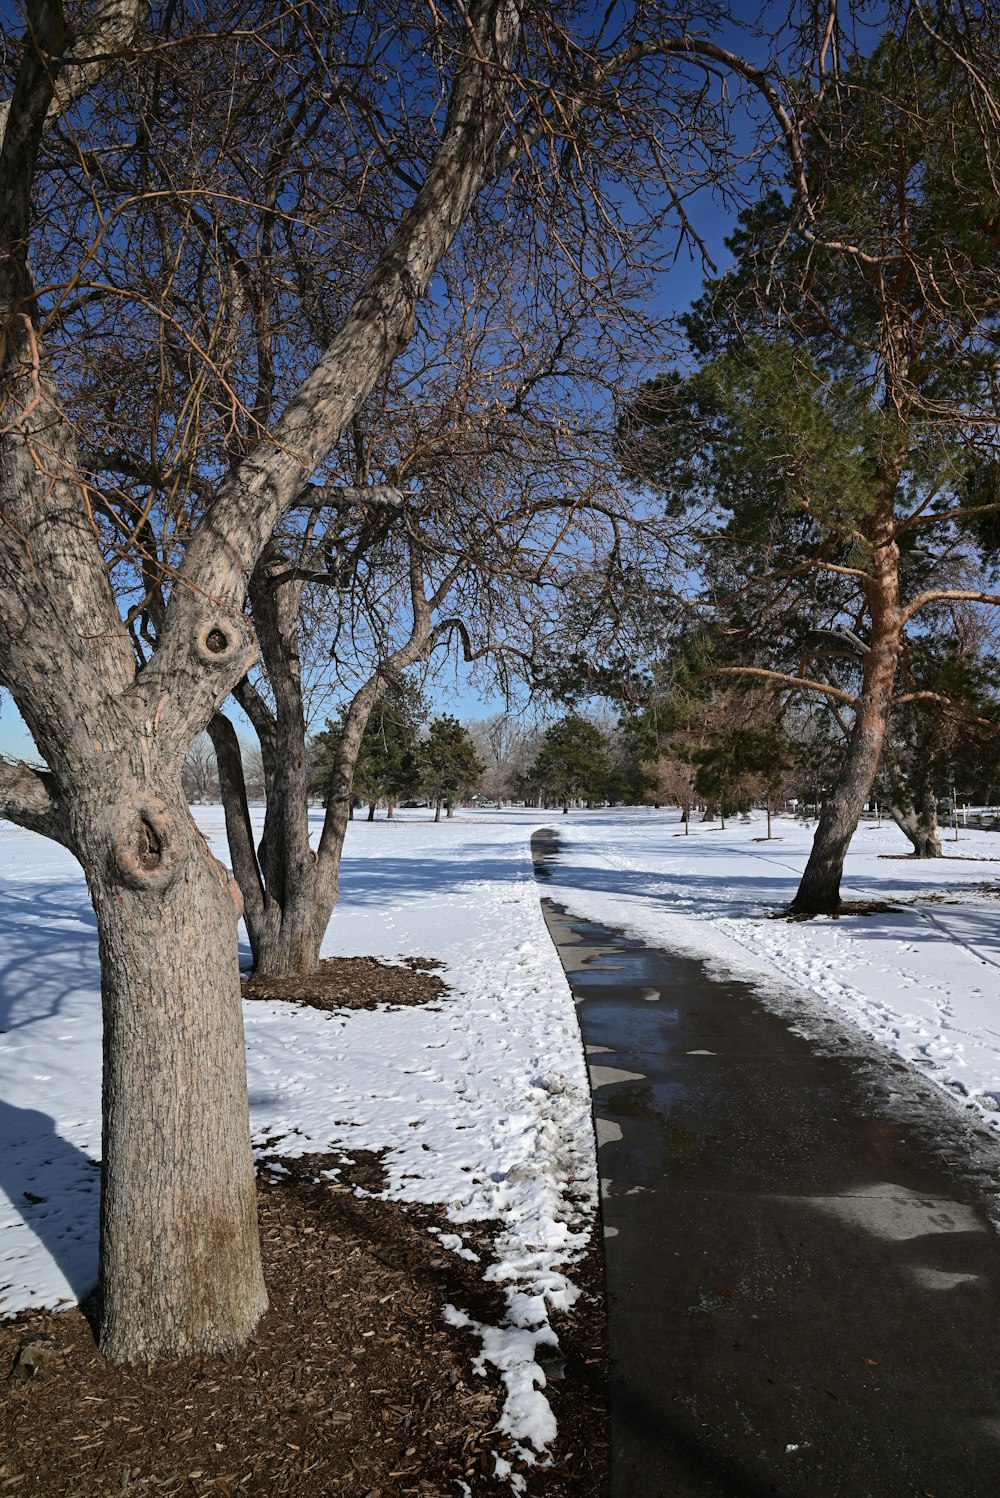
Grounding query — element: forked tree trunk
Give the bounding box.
[791,518,902,915]
[78,781,267,1363]
[889,789,942,858]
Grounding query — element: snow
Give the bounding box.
[0,807,595,1469]
[3,801,1000,1466]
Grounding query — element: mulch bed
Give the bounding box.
[776,899,903,921]
[2,958,609,1497]
[242,957,447,1012]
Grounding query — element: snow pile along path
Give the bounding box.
[546,808,1000,1130]
[0,809,594,1473]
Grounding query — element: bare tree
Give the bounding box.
[181,733,219,804]
[214,312,664,973]
[0,0,529,1365]
[467,714,544,805]
[0,0,835,1361]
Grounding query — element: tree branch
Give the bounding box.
[0,755,72,846]
[902,587,1000,622]
[0,0,146,153]
[289,483,405,512]
[892,691,998,731]
[143,0,523,741]
[694,665,858,706]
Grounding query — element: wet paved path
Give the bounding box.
[532,830,1000,1498]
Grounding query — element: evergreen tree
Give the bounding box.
[421,716,485,821]
[522,714,612,813]
[878,636,1000,855]
[622,33,1000,912]
[693,723,791,837]
[310,683,426,818]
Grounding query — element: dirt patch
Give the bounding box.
[243,957,447,1013]
[1,1159,608,1497]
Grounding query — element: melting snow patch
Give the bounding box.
[427,1226,480,1262]
[444,1303,558,1463]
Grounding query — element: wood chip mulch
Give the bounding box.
[777,899,903,921]
[242,957,447,1012]
[2,956,609,1497]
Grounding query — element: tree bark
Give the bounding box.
[889,789,942,857]
[791,517,902,914]
[79,780,267,1363]
[208,713,265,962]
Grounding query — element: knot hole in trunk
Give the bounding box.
[195,615,250,669]
[110,796,185,892]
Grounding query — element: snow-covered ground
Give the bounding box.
[2,803,1000,1469]
[0,807,593,1475]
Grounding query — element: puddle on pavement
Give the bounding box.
[567,953,655,984]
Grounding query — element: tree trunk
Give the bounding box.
[889,790,942,858]
[791,517,902,914]
[387,802,395,821]
[367,802,376,822]
[208,713,265,965]
[253,893,329,977]
[434,799,442,822]
[78,783,267,1364]
[446,799,454,818]
[223,614,397,979]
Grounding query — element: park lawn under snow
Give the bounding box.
[2,803,1000,1468]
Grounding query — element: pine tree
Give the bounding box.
[420,716,485,821]
[522,714,612,813]
[622,33,1000,911]
[310,684,425,819]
